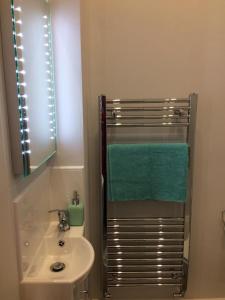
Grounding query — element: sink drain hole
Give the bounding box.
[50,262,66,272]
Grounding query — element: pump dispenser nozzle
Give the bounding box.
[72,191,80,205]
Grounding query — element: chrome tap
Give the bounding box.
[48,209,70,232]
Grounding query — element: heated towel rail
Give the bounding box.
[99,94,197,298]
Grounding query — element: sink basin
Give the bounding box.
[21,223,94,285]
[23,236,94,284]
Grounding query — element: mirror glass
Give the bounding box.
[11,0,56,176]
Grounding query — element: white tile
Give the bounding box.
[49,166,85,212]
[14,168,51,278]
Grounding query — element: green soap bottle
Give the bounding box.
[68,191,84,226]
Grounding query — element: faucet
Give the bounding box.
[48,209,70,232]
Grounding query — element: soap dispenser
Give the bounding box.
[68,191,84,226]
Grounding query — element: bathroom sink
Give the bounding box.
[22,224,95,285]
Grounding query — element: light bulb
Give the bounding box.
[17,32,23,38]
[18,94,28,99]
[16,70,26,75]
[15,7,22,12]
[15,57,25,62]
[16,45,24,50]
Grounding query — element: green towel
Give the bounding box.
[107,143,189,202]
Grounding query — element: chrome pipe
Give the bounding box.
[107,270,183,275]
[107,224,184,229]
[107,249,183,256]
[108,277,182,282]
[108,231,184,235]
[108,281,183,284]
[108,238,184,243]
[107,245,184,250]
[107,122,189,128]
[107,283,183,287]
[108,217,184,220]
[107,114,189,120]
[107,264,183,269]
[106,98,189,104]
[106,106,190,112]
[108,258,182,262]
[108,217,184,222]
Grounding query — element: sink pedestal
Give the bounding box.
[21,283,74,300]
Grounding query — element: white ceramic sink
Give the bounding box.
[22,223,95,285]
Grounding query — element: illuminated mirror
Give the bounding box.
[1,0,56,176]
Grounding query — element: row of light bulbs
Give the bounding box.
[11,2,57,160]
[11,3,31,157]
[43,14,56,141]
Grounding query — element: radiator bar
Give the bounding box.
[108,231,184,235]
[108,271,183,276]
[108,258,182,262]
[108,283,183,287]
[107,245,183,250]
[108,251,183,256]
[108,238,184,242]
[106,107,190,112]
[107,122,189,128]
[106,98,189,104]
[108,217,184,221]
[106,106,190,112]
[108,278,182,282]
[108,224,184,229]
[107,115,189,120]
[107,264,183,269]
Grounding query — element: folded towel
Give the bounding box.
[107,143,189,202]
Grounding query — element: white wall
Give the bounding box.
[49,0,90,241]
[81,0,225,298]
[0,31,20,300]
[51,0,84,167]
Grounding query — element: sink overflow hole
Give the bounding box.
[58,240,65,247]
[50,262,66,272]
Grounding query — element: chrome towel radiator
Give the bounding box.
[99,94,197,298]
